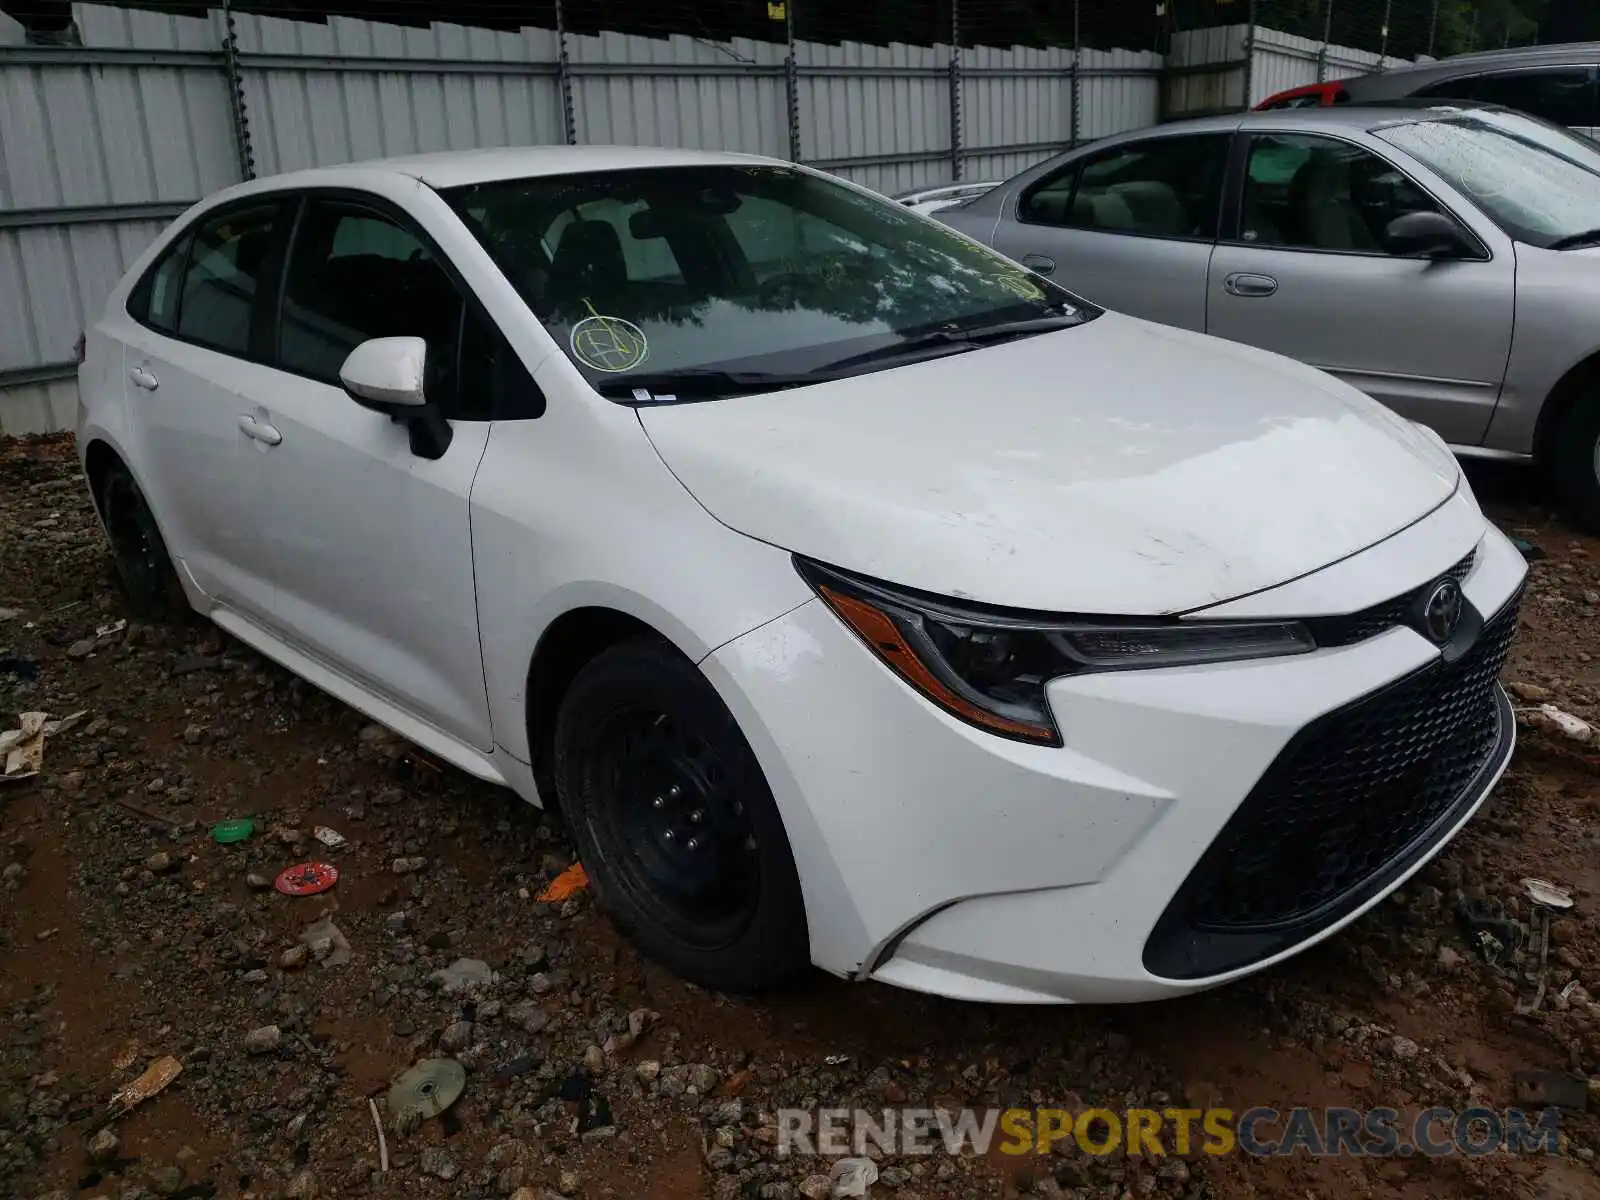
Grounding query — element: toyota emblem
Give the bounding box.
[1422,579,1464,645]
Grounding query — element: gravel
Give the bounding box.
[3,436,1600,1199]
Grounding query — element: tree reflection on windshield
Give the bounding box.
[445,164,1091,389]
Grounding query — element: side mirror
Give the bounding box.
[1385,211,1469,260]
[338,336,452,460]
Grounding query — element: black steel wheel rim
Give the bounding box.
[104,475,165,606]
[589,707,760,946]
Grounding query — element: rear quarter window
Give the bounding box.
[126,235,190,333]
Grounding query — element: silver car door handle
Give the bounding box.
[238,414,283,446]
[1020,254,1056,275]
[129,365,159,391]
[1224,272,1278,298]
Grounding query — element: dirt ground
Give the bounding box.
[3,432,1600,1200]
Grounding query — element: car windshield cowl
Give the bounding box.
[592,309,1093,402]
[442,163,1091,403]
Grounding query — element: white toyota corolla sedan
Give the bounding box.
[77,145,1526,1004]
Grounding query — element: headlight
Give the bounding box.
[796,558,1315,746]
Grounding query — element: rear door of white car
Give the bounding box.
[241,190,509,751]
[116,199,294,618]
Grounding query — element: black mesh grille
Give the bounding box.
[1307,549,1476,648]
[1145,586,1519,980]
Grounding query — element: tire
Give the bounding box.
[97,462,189,621]
[553,638,810,992]
[1553,396,1600,534]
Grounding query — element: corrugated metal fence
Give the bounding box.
[0,3,1165,433]
[1,3,1402,435]
[1165,23,1410,115]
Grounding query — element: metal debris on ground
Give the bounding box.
[1456,897,1522,967]
[106,1054,183,1119]
[823,1054,851,1067]
[1515,877,1575,1016]
[387,1058,466,1135]
[312,825,346,849]
[536,861,589,902]
[298,915,352,967]
[274,862,339,897]
[1,709,86,784]
[210,818,254,844]
[95,619,127,639]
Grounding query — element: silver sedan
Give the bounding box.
[938,101,1600,529]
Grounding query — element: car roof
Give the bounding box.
[238,144,779,194]
[1094,101,1503,143]
[1338,41,1600,97]
[1240,99,1507,131]
[1388,40,1600,72]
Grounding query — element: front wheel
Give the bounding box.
[553,639,810,992]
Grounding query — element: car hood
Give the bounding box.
[637,313,1461,615]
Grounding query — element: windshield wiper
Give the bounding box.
[821,312,1086,372]
[593,368,822,402]
[1548,227,1600,250]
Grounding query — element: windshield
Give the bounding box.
[443,164,1093,397]
[1375,109,1600,248]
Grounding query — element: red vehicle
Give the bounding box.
[1253,80,1352,110]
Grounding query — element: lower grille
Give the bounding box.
[1144,588,1521,981]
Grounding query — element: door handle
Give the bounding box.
[129,365,159,391]
[1020,254,1056,275]
[1224,272,1278,298]
[238,414,282,446]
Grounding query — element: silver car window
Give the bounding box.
[1016,134,1230,241]
[1376,110,1600,247]
[1238,133,1445,256]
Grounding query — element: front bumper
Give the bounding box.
[701,496,1527,1003]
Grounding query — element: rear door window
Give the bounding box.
[127,236,190,333]
[1019,134,1230,241]
[172,205,279,356]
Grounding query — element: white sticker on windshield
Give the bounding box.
[570,314,648,373]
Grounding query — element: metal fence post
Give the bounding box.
[948,0,962,181]
[784,0,800,162]
[1378,0,1392,64]
[1427,0,1441,57]
[1240,0,1257,112]
[219,0,255,180]
[1069,0,1081,147]
[555,0,576,145]
[1317,0,1333,83]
